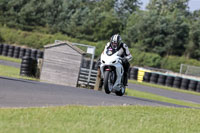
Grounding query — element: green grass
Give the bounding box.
[129,80,200,96]
[0,55,21,63]
[126,89,200,108]
[0,56,37,80]
[0,106,200,133]
[0,64,38,80]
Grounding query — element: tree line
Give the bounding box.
[0,0,200,60]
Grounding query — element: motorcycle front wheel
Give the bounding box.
[104,71,114,94]
[115,86,125,96]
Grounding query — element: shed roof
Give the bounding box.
[44,41,85,55]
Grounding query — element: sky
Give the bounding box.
[140,0,200,11]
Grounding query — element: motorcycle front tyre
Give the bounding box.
[115,86,126,96]
[104,71,112,94]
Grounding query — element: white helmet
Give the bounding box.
[110,34,121,49]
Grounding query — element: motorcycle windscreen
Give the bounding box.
[106,48,117,56]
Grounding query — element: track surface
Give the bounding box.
[0,60,20,68]
[0,76,192,108]
[128,83,200,104]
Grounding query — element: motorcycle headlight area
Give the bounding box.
[112,60,116,64]
[102,60,105,64]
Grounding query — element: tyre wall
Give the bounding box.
[139,70,200,93]
[20,56,38,77]
[0,44,44,59]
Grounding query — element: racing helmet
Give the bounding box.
[110,34,121,49]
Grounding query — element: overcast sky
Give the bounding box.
[140,0,200,11]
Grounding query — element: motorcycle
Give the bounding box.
[100,47,126,96]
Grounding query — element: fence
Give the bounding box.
[78,68,98,86]
[77,59,98,87]
[180,64,200,77]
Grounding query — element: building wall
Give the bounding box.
[40,44,82,87]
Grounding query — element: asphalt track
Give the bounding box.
[0,76,193,108]
[0,60,20,68]
[128,83,200,104]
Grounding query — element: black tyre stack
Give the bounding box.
[86,60,91,69]
[143,72,151,82]
[19,48,26,58]
[20,56,37,77]
[31,49,37,59]
[150,73,159,84]
[0,44,3,55]
[31,58,38,77]
[37,50,44,59]
[173,77,182,88]
[188,80,197,91]
[180,78,190,90]
[129,67,138,80]
[25,49,31,57]
[196,82,200,92]
[7,45,14,57]
[157,74,166,85]
[82,59,87,68]
[165,76,174,87]
[13,46,20,58]
[92,61,98,70]
[2,44,9,56]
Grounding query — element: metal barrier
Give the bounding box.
[78,68,98,86]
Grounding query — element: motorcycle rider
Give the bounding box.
[102,34,132,86]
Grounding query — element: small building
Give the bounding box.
[40,41,85,87]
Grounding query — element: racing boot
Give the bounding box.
[123,72,128,86]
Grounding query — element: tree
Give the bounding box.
[114,0,141,28]
[114,0,141,15]
[45,0,63,32]
[123,9,189,56]
[147,0,189,15]
[19,0,47,28]
[185,10,200,59]
[0,0,29,28]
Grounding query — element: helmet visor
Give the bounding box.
[111,42,118,48]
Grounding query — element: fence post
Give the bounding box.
[87,47,96,86]
[94,68,102,91]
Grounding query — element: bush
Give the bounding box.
[161,56,200,72]
[0,26,98,49]
[129,49,162,68]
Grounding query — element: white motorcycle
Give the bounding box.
[100,48,126,96]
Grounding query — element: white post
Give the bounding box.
[180,64,183,74]
[87,47,96,86]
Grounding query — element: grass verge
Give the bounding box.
[0,55,21,63]
[129,80,200,96]
[0,106,200,133]
[126,89,200,108]
[0,64,38,81]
